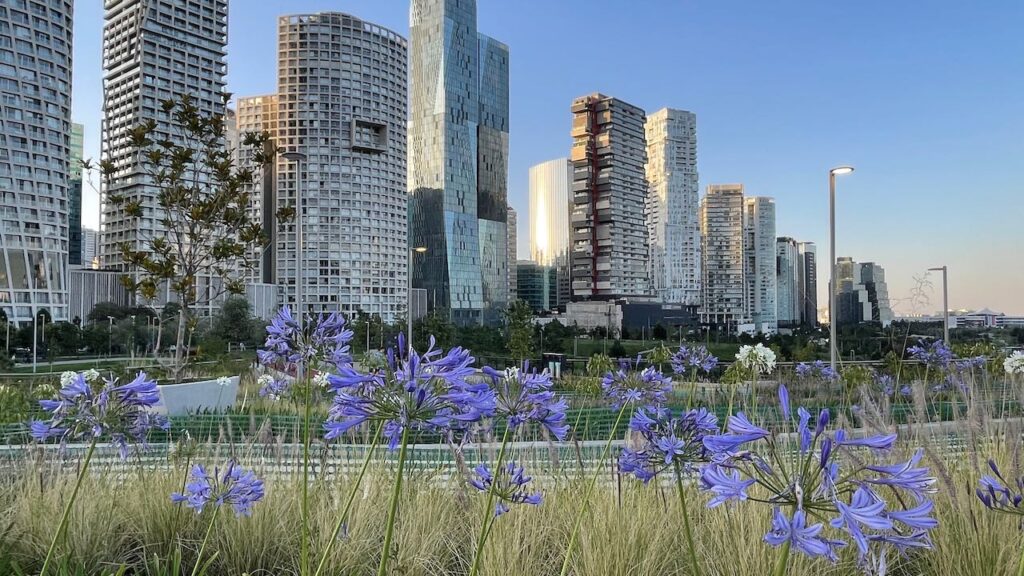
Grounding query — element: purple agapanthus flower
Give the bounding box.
[29,371,169,459]
[618,407,718,483]
[975,459,1024,514]
[483,363,569,440]
[258,306,354,372]
[906,340,954,371]
[795,360,839,382]
[670,345,719,375]
[699,384,937,566]
[324,334,495,450]
[601,361,672,410]
[171,460,265,517]
[469,461,543,517]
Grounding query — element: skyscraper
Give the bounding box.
[776,237,801,327]
[507,205,517,300]
[409,0,509,325]
[529,158,572,267]
[836,258,894,327]
[101,0,228,310]
[699,185,746,327]
[69,123,84,266]
[81,229,100,269]
[798,242,818,327]
[569,93,649,300]
[273,13,408,322]
[234,94,278,285]
[0,0,74,325]
[744,196,777,334]
[645,108,700,306]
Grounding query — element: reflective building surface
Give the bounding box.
[409,0,509,325]
[0,0,74,324]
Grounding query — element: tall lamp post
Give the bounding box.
[407,246,427,351]
[828,165,854,373]
[281,151,308,335]
[928,266,949,344]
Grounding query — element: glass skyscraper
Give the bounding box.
[409,0,509,326]
[69,122,83,266]
[0,0,74,325]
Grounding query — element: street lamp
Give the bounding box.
[107,316,115,357]
[828,165,854,373]
[928,266,949,344]
[281,151,308,334]
[408,246,427,351]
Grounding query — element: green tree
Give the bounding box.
[210,296,254,346]
[505,299,535,362]
[96,95,275,382]
[46,322,81,357]
[414,309,456,350]
[87,301,127,324]
[609,339,627,358]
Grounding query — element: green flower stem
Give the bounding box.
[1018,536,1024,576]
[672,461,701,576]
[376,426,411,576]
[687,372,699,411]
[468,425,512,576]
[301,370,312,576]
[39,439,97,576]
[190,504,221,576]
[772,539,791,576]
[314,421,384,576]
[558,403,628,576]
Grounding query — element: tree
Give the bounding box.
[210,296,254,345]
[414,310,456,350]
[505,299,535,362]
[95,95,275,382]
[609,339,627,358]
[653,323,668,340]
[87,302,127,324]
[46,322,81,357]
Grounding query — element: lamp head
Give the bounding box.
[281,152,308,162]
[830,166,854,176]
[413,246,428,253]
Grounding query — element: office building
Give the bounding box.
[569,93,649,300]
[743,197,776,334]
[798,242,817,327]
[101,0,228,312]
[776,237,800,327]
[529,157,572,267]
[81,228,99,269]
[836,257,894,327]
[409,0,509,325]
[645,108,700,306]
[0,0,74,325]
[699,185,746,327]
[516,261,556,313]
[507,205,517,299]
[273,13,408,322]
[69,122,84,266]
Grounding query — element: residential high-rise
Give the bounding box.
[798,242,818,327]
[744,197,777,334]
[516,261,557,313]
[569,93,649,300]
[529,158,572,267]
[101,0,228,310]
[645,108,700,306]
[0,0,74,325]
[699,185,746,327]
[776,237,801,327]
[272,13,408,321]
[507,205,517,300]
[409,0,509,325]
[69,123,84,266]
[234,95,278,285]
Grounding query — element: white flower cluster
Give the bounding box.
[83,369,101,382]
[313,372,330,390]
[1005,351,1024,376]
[257,374,274,388]
[59,371,76,386]
[216,376,232,387]
[736,343,777,375]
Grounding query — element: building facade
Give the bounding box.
[273,13,408,322]
[569,93,649,300]
[836,257,894,327]
[798,241,817,327]
[516,261,556,313]
[529,157,572,267]
[0,0,74,325]
[409,0,509,325]
[776,237,800,327]
[645,108,700,306]
[699,185,746,327]
[743,196,776,334]
[69,122,83,266]
[101,0,229,313]
[81,228,99,268]
[507,205,517,300]
[234,94,278,286]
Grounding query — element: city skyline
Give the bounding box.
[69,0,1024,314]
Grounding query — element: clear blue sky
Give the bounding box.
[72,0,1024,315]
